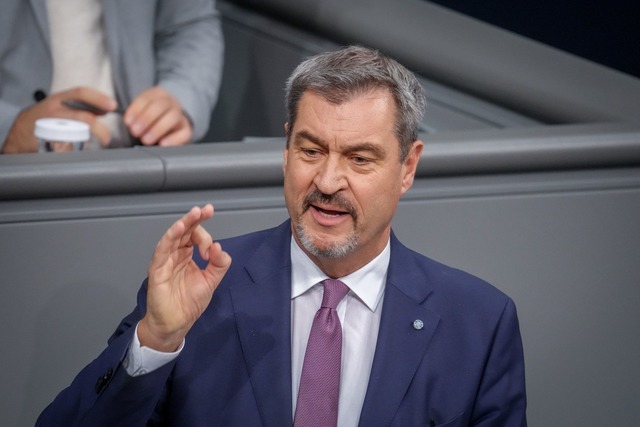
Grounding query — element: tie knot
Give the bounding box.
[321,279,349,309]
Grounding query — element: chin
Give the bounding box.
[296,224,358,259]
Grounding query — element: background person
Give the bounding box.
[0,0,224,153]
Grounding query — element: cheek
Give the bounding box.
[355,178,401,217]
[284,168,312,204]
[288,163,317,188]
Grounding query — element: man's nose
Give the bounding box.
[313,156,347,195]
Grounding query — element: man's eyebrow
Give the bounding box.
[346,142,387,159]
[294,130,387,158]
[293,129,324,147]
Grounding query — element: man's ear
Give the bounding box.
[400,140,424,195]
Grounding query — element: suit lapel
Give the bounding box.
[358,235,441,426]
[29,0,49,46]
[229,222,294,427]
[101,0,126,103]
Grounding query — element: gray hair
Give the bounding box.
[285,45,426,161]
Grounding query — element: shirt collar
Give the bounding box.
[290,237,390,312]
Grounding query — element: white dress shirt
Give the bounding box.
[125,236,389,427]
[290,238,388,427]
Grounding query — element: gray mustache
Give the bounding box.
[303,189,357,219]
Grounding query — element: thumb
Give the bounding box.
[205,242,232,283]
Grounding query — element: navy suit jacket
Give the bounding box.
[37,220,526,426]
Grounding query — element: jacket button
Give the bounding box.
[33,90,47,102]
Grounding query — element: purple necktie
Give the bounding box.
[294,279,350,427]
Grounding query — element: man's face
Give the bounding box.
[283,89,422,275]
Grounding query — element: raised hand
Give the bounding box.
[138,204,232,351]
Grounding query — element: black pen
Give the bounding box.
[63,100,125,115]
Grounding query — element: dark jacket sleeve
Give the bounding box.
[35,280,176,427]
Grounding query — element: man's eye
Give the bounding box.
[302,148,320,157]
[352,156,371,165]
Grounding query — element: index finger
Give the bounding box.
[172,204,214,244]
[155,205,214,259]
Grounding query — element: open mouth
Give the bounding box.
[313,205,349,217]
[302,190,357,223]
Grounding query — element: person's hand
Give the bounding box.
[138,204,232,352]
[124,86,193,146]
[1,87,116,154]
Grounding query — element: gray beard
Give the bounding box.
[295,223,358,259]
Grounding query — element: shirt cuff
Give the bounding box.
[123,323,184,377]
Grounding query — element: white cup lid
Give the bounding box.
[34,118,90,142]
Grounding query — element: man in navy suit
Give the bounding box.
[37,45,526,426]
